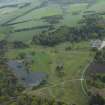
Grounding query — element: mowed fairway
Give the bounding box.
[6,41,94,105]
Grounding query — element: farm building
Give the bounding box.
[91,40,105,50]
[7,60,48,87]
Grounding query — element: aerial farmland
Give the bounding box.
[0,0,105,105]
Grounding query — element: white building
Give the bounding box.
[91,40,105,50]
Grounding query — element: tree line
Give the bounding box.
[32,13,105,46]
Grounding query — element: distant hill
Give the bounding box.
[0,0,31,7]
[47,0,97,4]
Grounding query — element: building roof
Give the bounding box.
[91,40,105,50]
[91,40,102,48]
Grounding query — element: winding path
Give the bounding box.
[80,58,94,96]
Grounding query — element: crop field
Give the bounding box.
[5,41,95,105]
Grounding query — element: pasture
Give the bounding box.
[87,1,105,13]
[1,1,105,43]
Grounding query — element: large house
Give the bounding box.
[7,60,48,87]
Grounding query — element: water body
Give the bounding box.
[7,60,48,87]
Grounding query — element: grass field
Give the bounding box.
[0,0,42,25]
[12,20,49,30]
[87,1,105,13]
[66,3,88,13]
[5,41,95,105]
[10,5,63,24]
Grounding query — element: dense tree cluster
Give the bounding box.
[89,94,105,105]
[94,48,105,63]
[32,14,105,46]
[0,64,24,105]
[0,40,28,50]
[32,26,69,46]
[41,15,63,24]
[9,94,69,105]
[13,41,29,49]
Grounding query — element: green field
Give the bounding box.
[12,20,49,30]
[66,3,88,13]
[0,0,104,42]
[11,5,62,23]
[87,1,105,13]
[5,41,95,105]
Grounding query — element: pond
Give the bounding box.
[7,60,48,87]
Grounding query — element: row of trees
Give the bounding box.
[0,40,28,50]
[8,94,69,105]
